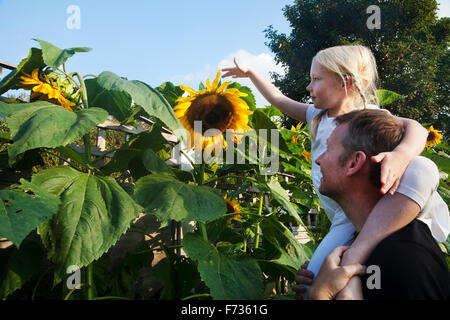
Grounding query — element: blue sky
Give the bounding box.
[0,0,293,106]
[1,0,449,107]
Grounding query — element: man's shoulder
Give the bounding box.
[366,219,449,282]
[363,220,450,299]
[370,219,439,258]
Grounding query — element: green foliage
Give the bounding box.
[0,101,108,163]
[134,173,227,227]
[0,239,43,299]
[86,71,187,145]
[33,39,91,69]
[183,233,265,300]
[0,179,60,246]
[32,166,143,284]
[260,215,310,270]
[0,39,321,300]
[0,48,45,96]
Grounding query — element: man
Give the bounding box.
[296,109,450,299]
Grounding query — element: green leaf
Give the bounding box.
[85,77,134,123]
[291,188,320,208]
[156,82,184,108]
[257,260,297,282]
[142,149,174,176]
[258,105,284,118]
[31,166,143,285]
[134,173,227,227]
[94,242,154,297]
[183,233,264,300]
[33,39,91,69]
[0,239,43,299]
[0,47,45,95]
[0,101,108,163]
[154,250,199,300]
[376,89,405,106]
[227,82,256,111]
[87,71,187,145]
[0,179,60,246]
[266,176,303,225]
[421,149,450,175]
[101,123,171,178]
[250,109,291,157]
[260,215,311,270]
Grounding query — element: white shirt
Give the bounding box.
[396,156,449,242]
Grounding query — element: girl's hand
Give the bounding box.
[292,261,314,300]
[372,150,409,195]
[221,57,249,78]
[308,246,366,300]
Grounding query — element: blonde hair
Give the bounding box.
[310,45,379,141]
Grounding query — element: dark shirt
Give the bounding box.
[362,219,450,300]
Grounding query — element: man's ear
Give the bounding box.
[345,151,367,176]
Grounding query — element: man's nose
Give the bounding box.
[315,152,324,165]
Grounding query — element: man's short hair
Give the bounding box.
[334,109,405,188]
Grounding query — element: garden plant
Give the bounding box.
[0,40,448,300]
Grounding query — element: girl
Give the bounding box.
[221,45,449,299]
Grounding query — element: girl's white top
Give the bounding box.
[306,104,449,242]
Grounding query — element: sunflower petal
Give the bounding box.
[216,81,232,93]
[206,78,212,91]
[211,70,221,92]
[179,84,199,96]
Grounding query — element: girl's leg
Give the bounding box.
[307,220,356,278]
[302,220,355,299]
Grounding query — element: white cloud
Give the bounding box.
[168,50,285,108]
[437,1,450,18]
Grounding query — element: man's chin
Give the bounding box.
[319,185,330,197]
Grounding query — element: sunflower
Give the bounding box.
[19,69,76,111]
[174,70,253,150]
[224,195,242,225]
[291,122,303,132]
[299,149,311,163]
[290,122,303,144]
[426,126,443,148]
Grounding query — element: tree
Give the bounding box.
[264,0,449,135]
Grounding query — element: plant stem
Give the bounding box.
[182,293,211,301]
[93,296,131,300]
[197,162,208,242]
[72,72,89,109]
[83,134,92,164]
[86,263,94,300]
[254,192,264,249]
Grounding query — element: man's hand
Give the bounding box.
[292,261,314,300]
[308,246,366,300]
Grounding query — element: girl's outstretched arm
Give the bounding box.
[372,116,427,194]
[221,57,309,123]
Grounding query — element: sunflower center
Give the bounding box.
[226,202,236,213]
[187,94,234,133]
[427,132,436,141]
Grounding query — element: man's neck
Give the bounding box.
[336,184,382,232]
